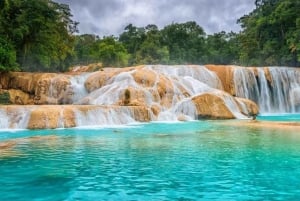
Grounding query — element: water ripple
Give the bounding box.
[1,122,300,200]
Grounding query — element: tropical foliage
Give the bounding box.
[0,0,78,72]
[0,0,299,72]
[238,0,300,66]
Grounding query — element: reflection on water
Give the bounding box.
[1,121,300,200]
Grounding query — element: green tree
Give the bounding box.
[91,36,129,67]
[238,0,300,66]
[161,21,206,64]
[0,37,18,72]
[136,24,169,64]
[73,34,99,65]
[0,0,78,72]
[205,31,239,64]
[119,24,146,65]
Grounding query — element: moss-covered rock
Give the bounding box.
[0,90,11,104]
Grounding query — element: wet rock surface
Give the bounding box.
[3,64,298,129]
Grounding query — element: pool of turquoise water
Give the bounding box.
[1,119,300,201]
[257,113,300,122]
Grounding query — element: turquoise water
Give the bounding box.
[1,120,300,201]
[257,113,300,122]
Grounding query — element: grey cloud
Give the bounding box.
[55,0,255,36]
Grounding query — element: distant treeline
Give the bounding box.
[0,0,299,72]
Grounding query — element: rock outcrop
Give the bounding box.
[0,105,151,129]
[191,92,259,120]
[192,93,236,119]
[235,97,259,117]
[205,65,235,95]
[27,106,76,129]
[1,72,74,105]
[0,65,278,129]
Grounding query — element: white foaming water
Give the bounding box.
[1,65,275,129]
[146,65,223,90]
[47,73,90,104]
[85,71,140,105]
[74,65,250,121]
[233,67,300,113]
[70,73,90,104]
[47,75,70,104]
[257,68,271,112]
[0,109,9,129]
[234,68,259,101]
[220,93,248,119]
[74,107,138,126]
[0,107,32,129]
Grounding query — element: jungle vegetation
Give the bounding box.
[0,0,299,72]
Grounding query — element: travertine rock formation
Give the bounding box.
[9,64,300,129]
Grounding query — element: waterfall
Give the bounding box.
[0,109,9,129]
[47,73,90,104]
[233,67,300,113]
[3,65,282,129]
[77,66,221,120]
[69,73,90,104]
[146,65,223,90]
[234,68,259,102]
[74,107,142,126]
[257,69,271,112]
[0,107,32,129]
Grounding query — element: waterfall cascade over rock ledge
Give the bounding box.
[1,65,298,129]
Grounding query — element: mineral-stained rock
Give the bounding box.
[85,71,117,92]
[150,105,160,117]
[8,72,54,94]
[69,63,103,72]
[235,97,259,117]
[27,106,76,129]
[0,72,10,89]
[0,72,74,105]
[0,65,273,128]
[84,67,136,93]
[0,141,17,150]
[192,93,236,119]
[34,74,72,104]
[132,68,156,87]
[7,89,33,105]
[264,67,273,86]
[205,65,235,95]
[10,105,150,129]
[192,92,260,120]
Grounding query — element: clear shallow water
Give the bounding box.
[257,113,300,122]
[1,120,300,201]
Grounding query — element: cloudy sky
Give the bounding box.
[56,0,256,36]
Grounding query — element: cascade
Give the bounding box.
[47,73,90,104]
[69,73,90,104]
[0,107,32,129]
[1,65,265,129]
[47,74,71,104]
[146,65,223,90]
[257,68,271,112]
[233,67,300,113]
[234,68,259,102]
[74,107,139,126]
[78,65,245,121]
[73,105,152,127]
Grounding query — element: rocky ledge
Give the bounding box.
[0,65,267,129]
